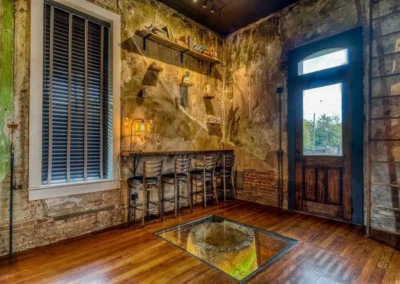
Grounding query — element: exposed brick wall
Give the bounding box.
[237,170,279,207]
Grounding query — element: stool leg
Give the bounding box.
[190,175,194,209]
[142,183,147,227]
[223,156,226,203]
[203,175,207,208]
[231,174,237,199]
[128,186,131,222]
[158,179,163,221]
[177,183,180,214]
[133,205,136,224]
[188,175,193,213]
[223,174,227,203]
[161,178,164,221]
[174,177,178,218]
[213,174,219,205]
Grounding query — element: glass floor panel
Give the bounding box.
[155,215,297,282]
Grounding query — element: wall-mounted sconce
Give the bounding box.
[130,119,152,150]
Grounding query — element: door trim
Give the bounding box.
[288,27,364,225]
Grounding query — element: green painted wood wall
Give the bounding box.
[0,0,14,181]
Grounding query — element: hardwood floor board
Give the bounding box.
[356,241,382,267]
[330,260,362,284]
[50,241,168,284]
[312,253,347,283]
[278,260,317,283]
[308,220,341,247]
[382,252,400,283]
[2,233,164,284]
[355,243,385,283]
[300,267,325,284]
[252,243,310,282]
[1,200,400,283]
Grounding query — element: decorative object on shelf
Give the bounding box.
[175,38,187,46]
[179,35,192,48]
[149,62,164,72]
[203,49,212,57]
[145,24,174,41]
[193,44,206,53]
[145,24,154,32]
[130,119,152,150]
[153,26,169,39]
[139,86,148,97]
[207,115,221,124]
[204,84,215,99]
[166,26,174,41]
[181,71,193,87]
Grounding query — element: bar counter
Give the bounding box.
[121,149,234,176]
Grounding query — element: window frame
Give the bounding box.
[29,0,121,200]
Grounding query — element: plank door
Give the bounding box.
[294,80,351,220]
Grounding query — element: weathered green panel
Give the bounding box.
[0,0,14,181]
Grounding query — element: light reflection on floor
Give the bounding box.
[155,215,297,282]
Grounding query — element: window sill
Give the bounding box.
[29,179,120,200]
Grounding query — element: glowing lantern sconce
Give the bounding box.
[130,119,151,150]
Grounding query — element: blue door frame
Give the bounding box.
[287,27,364,225]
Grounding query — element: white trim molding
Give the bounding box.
[29,0,121,200]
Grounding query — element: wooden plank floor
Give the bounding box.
[0,200,399,283]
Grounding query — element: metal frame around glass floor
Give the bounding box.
[154,215,297,283]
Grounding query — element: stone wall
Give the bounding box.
[0,0,224,256]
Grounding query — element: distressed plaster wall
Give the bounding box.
[1,0,400,256]
[224,0,369,210]
[0,0,224,256]
[225,0,400,234]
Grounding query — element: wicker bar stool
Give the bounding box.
[161,158,192,219]
[215,153,236,202]
[190,156,218,208]
[128,160,163,227]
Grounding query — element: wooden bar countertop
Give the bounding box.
[121,149,234,157]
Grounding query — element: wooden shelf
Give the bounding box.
[186,49,220,64]
[203,95,215,99]
[149,64,164,72]
[136,30,222,66]
[181,82,193,87]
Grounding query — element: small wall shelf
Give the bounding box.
[136,30,222,73]
[181,82,193,87]
[203,95,215,99]
[149,65,164,72]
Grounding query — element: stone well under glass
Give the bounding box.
[155,215,296,282]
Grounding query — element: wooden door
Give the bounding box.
[288,28,364,222]
[295,80,351,220]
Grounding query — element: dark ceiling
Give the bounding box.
[157,0,298,35]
